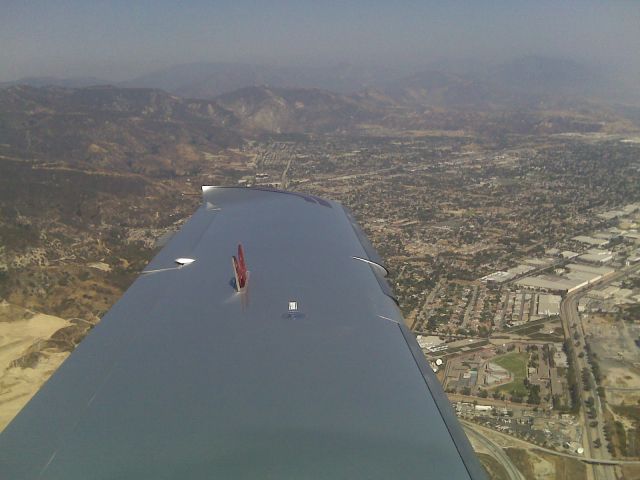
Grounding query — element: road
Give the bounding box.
[280,156,294,190]
[559,263,640,480]
[463,422,525,480]
[463,419,640,466]
[560,295,593,461]
[461,285,479,329]
[410,279,444,331]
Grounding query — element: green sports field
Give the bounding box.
[492,352,528,397]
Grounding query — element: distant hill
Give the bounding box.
[381,70,501,108]
[490,55,603,95]
[378,55,637,111]
[6,55,634,109]
[0,76,112,89]
[0,85,241,176]
[124,62,401,98]
[214,85,386,133]
[1,75,636,168]
[120,56,627,108]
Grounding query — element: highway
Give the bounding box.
[558,263,640,480]
[463,422,525,480]
[463,419,640,466]
[560,293,611,480]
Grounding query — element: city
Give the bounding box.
[2,3,640,475]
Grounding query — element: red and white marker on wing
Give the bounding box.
[232,244,248,292]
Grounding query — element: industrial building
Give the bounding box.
[537,294,561,316]
[481,271,514,286]
[572,235,610,247]
[577,249,614,265]
[515,264,615,295]
[481,258,555,287]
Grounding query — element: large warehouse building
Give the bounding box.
[515,264,615,295]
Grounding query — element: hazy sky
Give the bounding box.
[1,0,639,82]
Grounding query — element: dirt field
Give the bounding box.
[476,453,509,480]
[621,464,640,479]
[0,301,70,430]
[584,314,640,399]
[535,451,586,480]
[505,448,537,478]
[504,448,586,480]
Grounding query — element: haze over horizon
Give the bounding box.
[2,0,639,84]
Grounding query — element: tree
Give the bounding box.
[527,385,541,405]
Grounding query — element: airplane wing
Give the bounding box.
[0,186,487,479]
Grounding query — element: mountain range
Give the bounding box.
[3,56,635,106]
[1,55,639,178]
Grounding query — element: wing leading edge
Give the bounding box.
[0,186,486,479]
